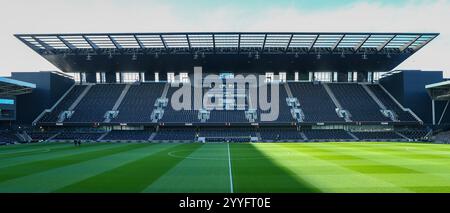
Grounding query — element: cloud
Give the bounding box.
[0,0,449,76]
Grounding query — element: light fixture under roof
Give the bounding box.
[255,52,260,60]
[362,53,368,60]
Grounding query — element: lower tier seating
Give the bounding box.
[102,130,153,141]
[352,131,403,140]
[153,128,197,141]
[28,132,57,141]
[0,132,19,144]
[54,132,103,141]
[259,128,304,141]
[303,130,353,140]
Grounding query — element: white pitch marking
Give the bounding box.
[227,142,234,193]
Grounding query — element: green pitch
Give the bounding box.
[1,142,450,193]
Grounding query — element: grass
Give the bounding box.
[1,142,450,193]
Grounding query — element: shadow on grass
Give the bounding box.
[55,143,201,193]
[231,143,320,193]
[0,143,91,160]
[0,143,137,183]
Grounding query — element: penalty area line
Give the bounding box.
[227,142,234,193]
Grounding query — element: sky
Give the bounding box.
[0,0,449,76]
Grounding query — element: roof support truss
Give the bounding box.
[15,32,439,56]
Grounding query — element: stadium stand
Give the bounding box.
[153,128,197,141]
[112,83,165,123]
[303,130,353,140]
[40,85,87,123]
[0,131,19,144]
[258,83,295,123]
[352,131,404,140]
[67,84,125,123]
[289,82,344,123]
[14,32,441,143]
[199,127,256,142]
[259,127,305,141]
[367,84,418,122]
[328,83,391,122]
[398,130,429,140]
[102,130,153,141]
[54,132,103,141]
[160,84,199,123]
[27,132,57,141]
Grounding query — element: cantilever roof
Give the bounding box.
[0,77,36,96]
[15,32,438,55]
[426,81,450,101]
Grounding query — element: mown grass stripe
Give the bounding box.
[0,143,142,183]
[0,144,175,193]
[0,143,69,153]
[0,143,113,169]
[231,143,319,193]
[324,143,450,192]
[144,144,230,193]
[274,143,408,192]
[0,144,83,159]
[56,143,201,193]
[0,142,68,151]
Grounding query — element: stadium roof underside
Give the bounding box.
[0,77,36,96]
[426,81,450,101]
[16,32,438,55]
[15,32,439,73]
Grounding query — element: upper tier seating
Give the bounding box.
[208,110,248,123]
[161,84,199,123]
[367,84,417,122]
[328,83,390,122]
[67,84,125,123]
[40,85,87,123]
[206,84,249,123]
[258,84,295,123]
[37,82,420,125]
[112,83,165,123]
[289,82,343,122]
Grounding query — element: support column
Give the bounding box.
[105,72,116,83]
[337,72,348,82]
[432,99,436,125]
[299,72,309,81]
[85,72,96,83]
[159,72,167,82]
[145,71,154,82]
[286,72,295,81]
[357,72,368,82]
